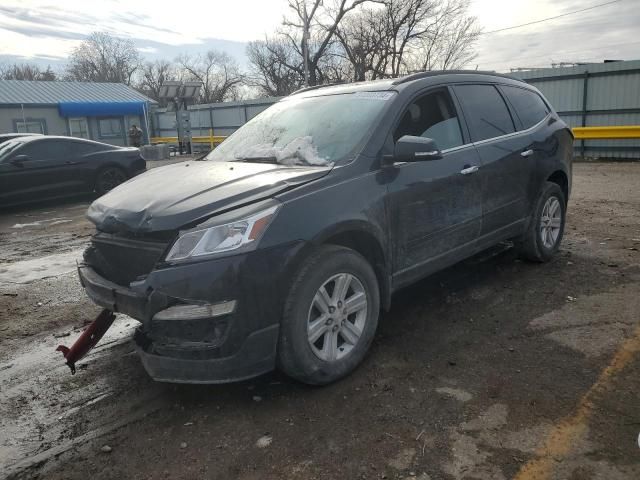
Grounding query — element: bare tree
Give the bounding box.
[334,7,389,81]
[137,60,176,105]
[335,0,479,80]
[282,0,373,86]
[244,0,374,93]
[177,50,243,103]
[0,63,57,81]
[65,32,141,84]
[408,12,480,71]
[247,0,479,92]
[246,38,302,96]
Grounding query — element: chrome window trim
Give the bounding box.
[392,142,474,165]
[471,112,550,148]
[438,112,550,154]
[440,143,475,154]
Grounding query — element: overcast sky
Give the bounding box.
[0,0,638,72]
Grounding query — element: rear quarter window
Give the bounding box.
[453,84,515,142]
[69,142,102,155]
[500,85,550,130]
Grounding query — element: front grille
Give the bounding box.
[84,232,171,286]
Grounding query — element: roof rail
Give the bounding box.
[292,81,346,95]
[391,70,521,85]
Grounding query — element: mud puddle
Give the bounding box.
[0,316,150,475]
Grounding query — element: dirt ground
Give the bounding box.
[1,162,639,480]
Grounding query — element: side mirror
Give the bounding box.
[385,135,442,164]
[11,154,29,166]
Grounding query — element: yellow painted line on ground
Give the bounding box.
[572,126,640,140]
[514,324,640,480]
[150,135,227,145]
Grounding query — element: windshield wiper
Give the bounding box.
[235,155,279,164]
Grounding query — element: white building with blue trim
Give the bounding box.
[0,80,156,146]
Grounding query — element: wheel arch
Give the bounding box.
[547,169,569,204]
[284,221,392,312]
[316,222,391,312]
[94,161,128,180]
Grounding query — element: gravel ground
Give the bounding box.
[0,162,639,480]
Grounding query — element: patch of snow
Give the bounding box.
[436,387,473,402]
[0,249,84,284]
[256,435,272,448]
[238,136,332,167]
[11,222,43,229]
[11,217,71,229]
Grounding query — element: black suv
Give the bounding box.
[80,71,573,385]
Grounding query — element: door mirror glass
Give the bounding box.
[392,135,442,163]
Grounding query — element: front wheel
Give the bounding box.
[518,181,566,262]
[277,245,380,385]
[95,167,128,196]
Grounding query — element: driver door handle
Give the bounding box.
[521,149,534,157]
[460,165,479,175]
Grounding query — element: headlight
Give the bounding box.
[165,205,279,262]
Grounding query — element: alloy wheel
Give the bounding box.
[307,273,368,362]
[540,196,562,249]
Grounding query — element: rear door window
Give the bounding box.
[454,84,515,142]
[68,141,101,156]
[500,85,550,130]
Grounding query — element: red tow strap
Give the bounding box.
[56,309,116,374]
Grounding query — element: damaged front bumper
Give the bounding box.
[78,241,304,383]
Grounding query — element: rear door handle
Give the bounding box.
[521,149,534,157]
[460,165,479,175]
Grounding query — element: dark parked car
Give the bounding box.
[79,71,573,385]
[0,136,146,206]
[0,132,42,144]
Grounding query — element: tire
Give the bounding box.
[518,181,566,262]
[95,166,128,196]
[277,245,380,385]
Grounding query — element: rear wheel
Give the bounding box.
[518,181,566,262]
[278,245,380,385]
[95,167,127,196]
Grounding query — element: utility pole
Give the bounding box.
[303,2,310,86]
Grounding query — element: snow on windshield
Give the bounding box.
[238,136,329,166]
[205,91,396,167]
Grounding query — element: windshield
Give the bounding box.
[0,140,24,160]
[205,91,396,166]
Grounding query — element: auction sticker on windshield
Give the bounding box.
[354,91,395,100]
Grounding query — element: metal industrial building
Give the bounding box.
[0,80,156,146]
[152,97,277,139]
[510,60,640,159]
[150,59,640,159]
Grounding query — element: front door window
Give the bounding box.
[393,89,464,151]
